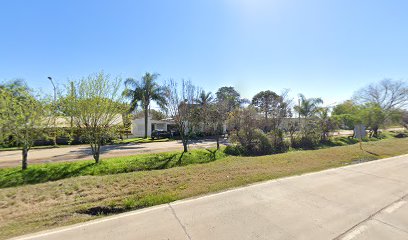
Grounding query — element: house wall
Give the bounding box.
[131,118,152,137]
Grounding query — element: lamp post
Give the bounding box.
[48,77,57,146]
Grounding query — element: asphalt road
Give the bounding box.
[0,139,223,168]
[12,154,408,240]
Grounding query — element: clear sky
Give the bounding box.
[1,0,408,106]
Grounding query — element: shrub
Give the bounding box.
[229,128,273,156]
[292,120,321,149]
[224,145,244,156]
[268,130,289,153]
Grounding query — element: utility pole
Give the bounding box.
[298,98,301,125]
[48,77,57,146]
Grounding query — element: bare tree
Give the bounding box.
[353,79,408,111]
[165,79,199,153]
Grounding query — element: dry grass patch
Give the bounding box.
[1,138,408,239]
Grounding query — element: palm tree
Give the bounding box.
[196,90,213,107]
[195,90,213,134]
[294,94,323,118]
[122,73,167,138]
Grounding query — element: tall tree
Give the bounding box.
[195,90,214,133]
[331,100,360,130]
[252,90,292,132]
[358,103,386,138]
[67,72,125,163]
[196,90,214,106]
[123,73,167,138]
[252,90,279,120]
[215,86,243,113]
[317,107,336,141]
[353,79,408,111]
[294,94,323,119]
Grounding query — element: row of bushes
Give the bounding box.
[225,107,407,156]
[224,130,399,156]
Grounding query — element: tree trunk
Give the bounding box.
[94,148,100,164]
[373,127,379,138]
[22,147,28,170]
[216,136,220,150]
[183,139,188,152]
[144,106,149,139]
[92,143,101,164]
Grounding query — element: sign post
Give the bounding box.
[354,124,366,150]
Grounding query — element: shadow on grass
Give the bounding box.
[364,150,380,156]
[22,163,96,185]
[144,154,178,170]
[0,149,225,188]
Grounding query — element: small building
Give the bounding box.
[131,116,175,137]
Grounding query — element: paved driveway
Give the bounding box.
[13,154,408,240]
[0,139,223,168]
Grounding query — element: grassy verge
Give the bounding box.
[0,149,226,188]
[1,138,408,239]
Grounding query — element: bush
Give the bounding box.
[224,145,244,156]
[291,121,321,149]
[229,129,274,156]
[268,130,289,153]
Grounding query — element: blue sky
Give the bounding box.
[1,0,408,106]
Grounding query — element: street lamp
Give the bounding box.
[48,77,57,146]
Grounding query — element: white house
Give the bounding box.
[131,116,175,137]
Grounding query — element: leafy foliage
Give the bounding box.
[65,72,126,163]
[0,80,49,170]
[122,73,167,138]
[294,94,323,118]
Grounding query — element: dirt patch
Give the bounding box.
[351,156,378,164]
[77,206,126,216]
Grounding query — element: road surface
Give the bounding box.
[12,154,408,240]
[0,139,223,168]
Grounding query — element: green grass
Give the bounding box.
[0,148,226,188]
[1,138,408,239]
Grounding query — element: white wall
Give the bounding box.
[131,118,152,137]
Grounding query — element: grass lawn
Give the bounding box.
[0,149,226,188]
[1,138,408,239]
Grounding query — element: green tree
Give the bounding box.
[0,85,11,145]
[1,80,49,170]
[196,90,214,106]
[252,90,280,121]
[67,72,125,163]
[252,90,291,132]
[123,73,167,138]
[195,90,214,133]
[294,94,323,119]
[331,100,360,130]
[215,86,243,113]
[358,103,386,138]
[227,107,273,155]
[317,107,336,141]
